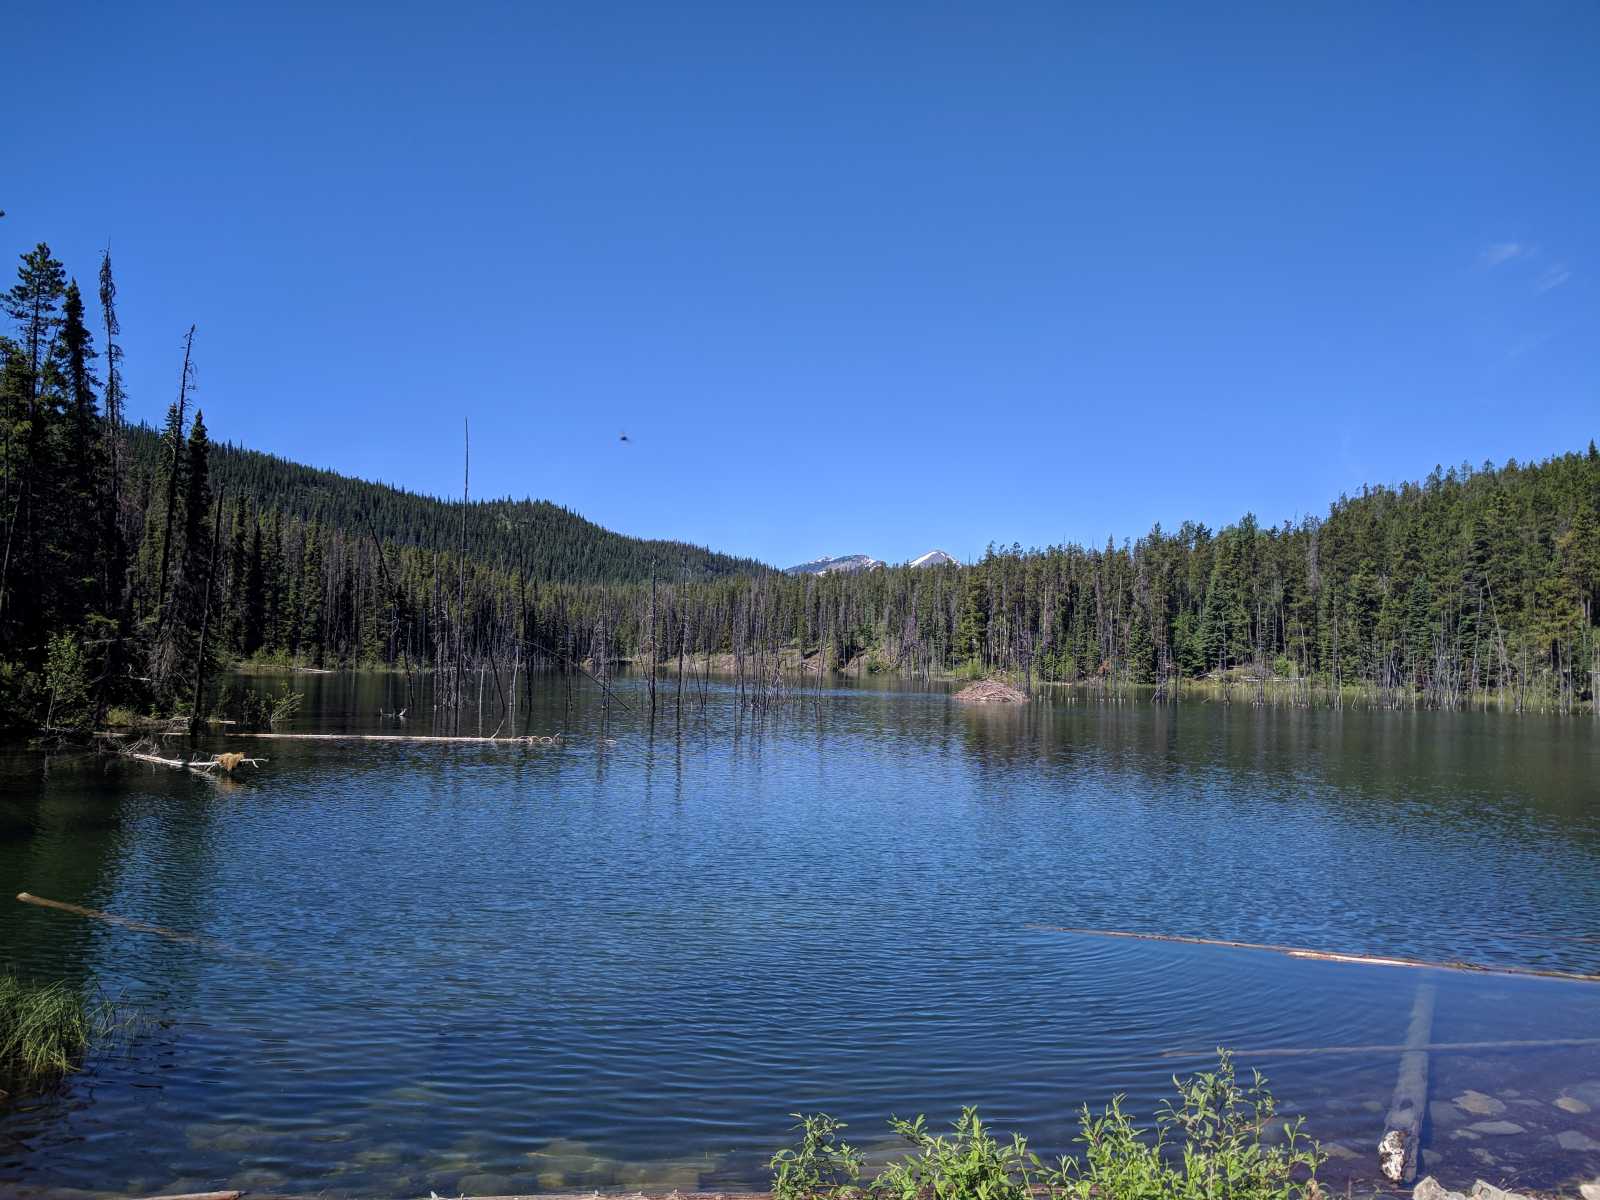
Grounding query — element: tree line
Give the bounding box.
[2,239,1596,728]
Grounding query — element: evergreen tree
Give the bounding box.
[0,244,67,654]
[52,281,106,626]
[151,410,213,704]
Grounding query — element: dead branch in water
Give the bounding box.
[1161,1036,1600,1060]
[109,741,268,775]
[1026,924,1600,983]
[16,892,205,946]
[222,731,565,745]
[1380,982,1434,1183]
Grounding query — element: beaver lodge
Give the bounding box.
[954,680,1029,703]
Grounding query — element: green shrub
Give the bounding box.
[42,632,93,731]
[214,683,303,731]
[772,1113,864,1200]
[877,1108,1043,1200]
[103,705,140,728]
[772,1053,1322,1200]
[1059,1049,1321,1199]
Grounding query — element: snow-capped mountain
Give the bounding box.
[785,549,957,575]
[784,554,885,576]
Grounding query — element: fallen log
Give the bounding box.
[121,750,268,775]
[15,892,279,968]
[1160,1036,1600,1059]
[223,731,564,745]
[1026,924,1600,983]
[16,892,203,946]
[1379,982,1435,1184]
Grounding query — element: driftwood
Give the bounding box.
[129,1192,244,1200]
[224,731,563,745]
[17,892,204,946]
[1161,1036,1600,1059]
[1026,924,1600,984]
[1380,983,1435,1184]
[122,749,268,775]
[16,892,276,968]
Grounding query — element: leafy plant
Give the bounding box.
[775,1053,1322,1200]
[42,632,93,731]
[214,683,302,731]
[1058,1049,1323,1200]
[876,1108,1043,1200]
[772,1113,865,1200]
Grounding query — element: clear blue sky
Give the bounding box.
[6,2,1596,568]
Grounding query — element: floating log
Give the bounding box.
[223,731,564,745]
[121,749,268,775]
[1161,1036,1600,1059]
[1026,924,1600,983]
[14,892,277,968]
[1380,982,1436,1184]
[16,892,203,946]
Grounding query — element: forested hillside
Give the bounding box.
[123,426,764,586]
[2,238,1597,727]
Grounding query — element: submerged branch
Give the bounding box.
[1026,924,1600,983]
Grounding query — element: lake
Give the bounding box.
[2,673,1598,1197]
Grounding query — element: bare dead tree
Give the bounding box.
[153,325,196,635]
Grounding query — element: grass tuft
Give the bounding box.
[0,971,112,1082]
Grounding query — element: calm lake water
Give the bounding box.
[2,673,1598,1198]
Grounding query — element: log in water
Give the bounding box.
[1379,982,1436,1184]
[1027,924,1600,983]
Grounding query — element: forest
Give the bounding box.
[2,240,1597,728]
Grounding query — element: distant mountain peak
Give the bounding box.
[784,553,884,576]
[786,549,957,575]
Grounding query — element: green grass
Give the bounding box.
[772,1052,1323,1200]
[0,971,109,1082]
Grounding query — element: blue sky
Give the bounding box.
[5,2,1596,567]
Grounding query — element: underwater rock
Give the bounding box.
[1413,1177,1466,1200]
[1452,1090,1506,1116]
[1557,1129,1600,1151]
[1555,1094,1592,1114]
[1467,1181,1536,1200]
[1464,1119,1525,1135]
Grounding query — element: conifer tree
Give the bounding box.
[0,244,67,652]
[53,281,106,626]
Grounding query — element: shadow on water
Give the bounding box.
[1,670,1597,1197]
